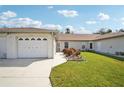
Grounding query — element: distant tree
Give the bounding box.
[65,28,71,34]
[93,28,106,35]
[94,28,112,35]
[106,29,112,33]
[119,28,124,32]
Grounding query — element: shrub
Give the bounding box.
[70,48,76,52]
[62,48,81,57]
[75,50,81,56]
[120,52,124,56]
[115,52,120,55]
[70,48,76,55]
[115,52,124,56]
[63,48,70,56]
[63,48,68,54]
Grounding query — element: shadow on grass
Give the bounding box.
[82,50,124,61]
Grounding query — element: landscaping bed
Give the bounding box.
[62,48,84,61]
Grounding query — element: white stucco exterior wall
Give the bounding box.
[47,34,52,58]
[6,34,17,58]
[47,34,55,58]
[58,41,96,51]
[58,41,64,51]
[68,41,82,50]
[53,35,56,58]
[95,36,124,54]
[0,33,7,58]
[0,32,55,59]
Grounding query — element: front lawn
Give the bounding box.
[50,52,124,87]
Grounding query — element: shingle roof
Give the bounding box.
[95,32,124,40]
[57,32,124,41]
[0,28,58,33]
[56,34,100,41]
[1,28,124,41]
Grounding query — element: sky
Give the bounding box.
[0,5,124,34]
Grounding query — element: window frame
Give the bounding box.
[37,38,41,40]
[43,38,47,41]
[31,38,35,40]
[64,42,69,48]
[25,38,29,40]
[18,38,23,40]
[90,43,93,49]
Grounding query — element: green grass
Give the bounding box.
[50,52,124,87]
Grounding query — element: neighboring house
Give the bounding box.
[56,32,124,55]
[0,28,57,58]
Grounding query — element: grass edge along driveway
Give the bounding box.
[50,52,124,87]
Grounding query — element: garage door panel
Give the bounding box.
[17,37,48,58]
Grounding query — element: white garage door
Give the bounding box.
[17,37,48,58]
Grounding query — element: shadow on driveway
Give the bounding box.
[0,58,48,67]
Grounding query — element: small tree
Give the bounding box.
[119,28,124,32]
[65,28,70,34]
[106,29,112,33]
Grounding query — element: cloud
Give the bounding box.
[77,27,92,34]
[0,17,42,28]
[121,17,124,21]
[64,25,92,34]
[0,10,91,34]
[42,24,62,30]
[48,6,53,9]
[0,11,16,20]
[98,12,110,21]
[57,10,78,18]
[11,18,42,28]
[120,17,124,25]
[86,21,96,24]
[0,20,8,25]
[0,11,42,28]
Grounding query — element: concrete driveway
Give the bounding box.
[0,53,66,87]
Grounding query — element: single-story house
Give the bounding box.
[0,28,57,58]
[56,32,124,55]
[0,28,124,59]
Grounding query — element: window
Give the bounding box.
[82,45,85,49]
[64,42,68,48]
[25,38,29,40]
[37,38,41,40]
[90,43,93,49]
[57,43,60,47]
[43,38,47,40]
[31,38,35,40]
[18,38,23,40]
